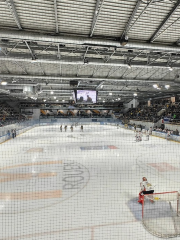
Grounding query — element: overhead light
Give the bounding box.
[43,99,46,102]
[56,99,59,102]
[168,66,173,71]
[54,96,56,99]
[118,98,121,100]
[99,98,101,100]
[127,63,131,69]
[165,85,170,89]
[50,91,54,94]
[103,100,105,102]
[133,93,137,96]
[62,100,65,102]
[31,96,37,100]
[153,84,158,88]
[1,81,7,85]
[109,92,112,95]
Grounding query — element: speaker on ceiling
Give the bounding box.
[70,81,78,86]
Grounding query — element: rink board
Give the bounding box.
[80,145,118,150]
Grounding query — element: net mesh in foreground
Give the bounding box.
[142,191,180,238]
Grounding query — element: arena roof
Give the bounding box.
[0,0,180,104]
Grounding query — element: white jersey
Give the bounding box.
[135,131,142,141]
[146,133,149,140]
[167,131,171,136]
[140,181,153,191]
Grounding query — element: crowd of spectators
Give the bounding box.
[0,102,27,127]
[123,105,162,123]
[123,100,180,124]
[122,99,180,136]
[40,110,112,119]
[161,102,180,123]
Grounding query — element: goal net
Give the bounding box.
[142,191,180,238]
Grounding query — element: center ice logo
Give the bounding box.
[0,161,89,213]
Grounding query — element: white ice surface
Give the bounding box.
[0,125,180,240]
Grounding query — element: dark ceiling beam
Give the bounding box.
[5,0,22,30]
[120,0,141,39]
[3,45,180,62]
[150,0,180,42]
[83,46,89,60]
[54,0,59,34]
[121,0,154,38]
[96,80,104,89]
[24,41,36,60]
[90,0,105,37]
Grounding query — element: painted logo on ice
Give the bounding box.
[0,161,90,213]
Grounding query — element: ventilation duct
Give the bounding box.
[1,30,180,53]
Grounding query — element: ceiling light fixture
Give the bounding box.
[168,66,173,71]
[165,85,170,89]
[50,91,54,94]
[127,63,131,69]
[54,96,56,99]
[1,81,7,85]
[109,92,112,95]
[133,93,137,96]
[153,84,158,88]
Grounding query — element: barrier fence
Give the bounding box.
[0,118,121,144]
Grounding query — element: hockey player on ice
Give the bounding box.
[145,130,149,141]
[138,177,154,204]
[135,131,142,142]
[149,127,152,135]
[167,130,171,140]
[81,125,83,132]
[64,125,67,132]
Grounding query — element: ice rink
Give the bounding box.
[1,124,180,240]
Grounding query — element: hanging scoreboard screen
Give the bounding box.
[76,90,97,104]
